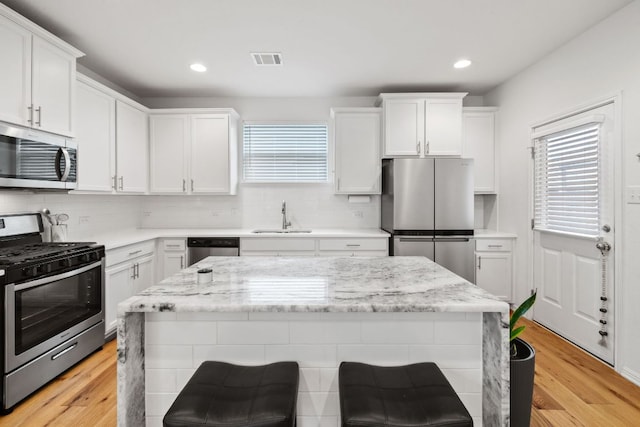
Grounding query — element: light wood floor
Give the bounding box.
[1,320,639,426]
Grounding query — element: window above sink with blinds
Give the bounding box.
[533,116,604,237]
[242,123,328,183]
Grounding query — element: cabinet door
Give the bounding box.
[105,262,134,334]
[31,36,75,136]
[383,99,423,156]
[424,98,462,156]
[133,255,155,295]
[163,252,186,279]
[475,252,512,301]
[463,110,496,193]
[334,111,381,194]
[0,16,31,127]
[116,100,148,193]
[150,115,188,193]
[190,114,229,193]
[75,80,116,192]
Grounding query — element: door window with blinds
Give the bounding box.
[242,123,328,183]
[533,117,604,237]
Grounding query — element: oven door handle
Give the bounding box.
[51,342,78,360]
[12,260,102,291]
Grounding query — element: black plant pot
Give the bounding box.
[510,338,535,427]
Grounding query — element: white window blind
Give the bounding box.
[534,123,600,237]
[243,123,328,182]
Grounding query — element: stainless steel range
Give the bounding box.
[0,213,105,412]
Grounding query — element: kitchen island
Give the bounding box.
[117,256,509,427]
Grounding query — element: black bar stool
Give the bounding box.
[164,361,299,427]
[339,361,473,427]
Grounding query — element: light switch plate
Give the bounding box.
[626,186,640,204]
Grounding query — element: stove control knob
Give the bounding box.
[59,259,70,268]
[80,254,90,263]
[41,264,52,274]
[22,266,38,277]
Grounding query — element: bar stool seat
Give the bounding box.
[339,361,473,427]
[164,361,299,427]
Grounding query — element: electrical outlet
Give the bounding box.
[142,211,151,217]
[211,211,219,216]
[352,210,364,218]
[626,186,640,204]
[78,215,90,224]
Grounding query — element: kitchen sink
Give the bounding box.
[252,229,312,234]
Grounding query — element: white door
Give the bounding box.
[532,103,616,364]
[424,98,462,156]
[383,98,423,156]
[133,255,155,294]
[190,114,229,193]
[116,100,148,193]
[76,80,116,192]
[104,263,133,334]
[163,252,186,279]
[31,36,75,136]
[0,16,31,127]
[149,115,188,193]
[475,252,512,301]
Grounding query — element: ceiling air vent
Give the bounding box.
[251,52,283,66]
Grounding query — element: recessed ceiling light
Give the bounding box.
[190,63,207,72]
[453,59,472,69]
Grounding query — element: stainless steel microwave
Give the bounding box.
[0,122,77,190]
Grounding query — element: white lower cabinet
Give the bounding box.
[240,237,388,257]
[104,241,155,335]
[474,238,513,302]
[160,238,187,279]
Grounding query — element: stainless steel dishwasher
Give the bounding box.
[187,237,240,265]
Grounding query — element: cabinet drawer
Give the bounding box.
[475,239,512,252]
[163,239,186,251]
[106,240,155,267]
[240,238,316,252]
[318,238,387,251]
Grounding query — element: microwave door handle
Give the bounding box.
[60,147,71,182]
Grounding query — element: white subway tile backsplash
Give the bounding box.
[297,392,340,416]
[146,321,216,345]
[193,345,265,366]
[441,368,483,393]
[146,416,164,427]
[434,319,482,345]
[146,345,193,369]
[145,393,178,417]
[218,321,289,344]
[319,368,338,392]
[361,321,433,344]
[290,322,361,344]
[458,393,482,417]
[265,345,337,368]
[408,345,482,369]
[299,368,321,392]
[146,369,177,393]
[176,368,197,391]
[337,345,409,364]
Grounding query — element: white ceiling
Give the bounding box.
[2,0,633,98]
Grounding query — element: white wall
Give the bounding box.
[485,0,640,383]
[0,191,142,241]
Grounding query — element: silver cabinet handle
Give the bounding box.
[191,179,194,192]
[346,244,361,247]
[416,141,421,155]
[27,105,33,125]
[180,255,184,269]
[426,140,430,154]
[136,263,140,279]
[128,249,142,256]
[112,175,117,190]
[182,179,186,192]
[477,256,482,270]
[487,245,503,248]
[35,106,42,127]
[131,264,136,279]
[166,244,181,248]
[119,176,124,190]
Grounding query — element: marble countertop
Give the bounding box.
[473,229,517,239]
[118,256,508,315]
[94,228,390,250]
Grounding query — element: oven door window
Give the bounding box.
[14,265,102,355]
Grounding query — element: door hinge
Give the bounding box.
[529,146,535,159]
[531,218,535,229]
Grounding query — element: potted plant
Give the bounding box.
[510,290,537,427]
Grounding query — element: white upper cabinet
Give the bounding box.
[378,93,466,158]
[0,5,83,136]
[75,74,149,194]
[149,110,238,195]
[116,100,149,193]
[331,108,381,194]
[76,79,116,192]
[462,107,498,193]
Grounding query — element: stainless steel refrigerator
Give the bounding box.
[381,158,475,282]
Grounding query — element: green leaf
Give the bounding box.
[511,325,525,341]
[510,291,537,331]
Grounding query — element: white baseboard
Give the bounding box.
[621,367,640,387]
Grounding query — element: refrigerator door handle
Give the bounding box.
[398,237,435,242]
[433,237,471,242]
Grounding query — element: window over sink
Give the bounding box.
[242,122,328,183]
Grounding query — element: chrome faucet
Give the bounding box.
[281,200,292,230]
